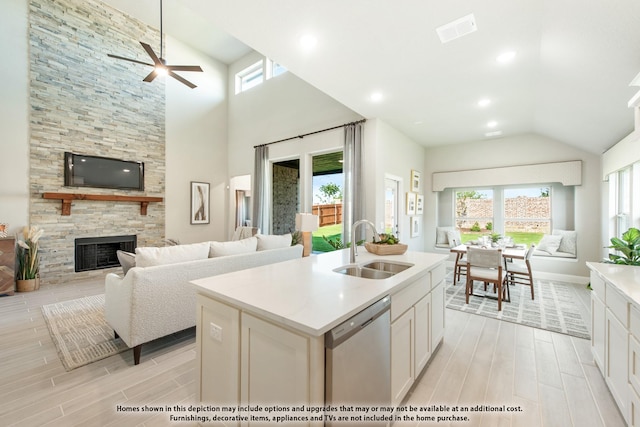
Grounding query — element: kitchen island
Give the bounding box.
[191,248,448,426]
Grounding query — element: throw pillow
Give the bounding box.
[116,250,136,275]
[552,229,577,255]
[256,233,292,251]
[446,230,462,248]
[436,227,455,245]
[537,234,563,254]
[209,237,258,257]
[135,241,210,267]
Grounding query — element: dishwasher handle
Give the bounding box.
[325,296,390,349]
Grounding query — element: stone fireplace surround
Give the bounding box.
[29,0,166,284]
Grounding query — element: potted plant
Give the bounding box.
[604,227,640,266]
[15,226,44,291]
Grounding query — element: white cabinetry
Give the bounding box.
[590,271,606,375]
[391,307,415,405]
[588,264,634,425]
[196,296,324,426]
[390,263,446,406]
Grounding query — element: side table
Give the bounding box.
[0,238,15,296]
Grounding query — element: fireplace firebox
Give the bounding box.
[74,235,137,272]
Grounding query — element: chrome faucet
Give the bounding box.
[350,219,380,263]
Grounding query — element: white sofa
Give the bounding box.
[105,236,302,365]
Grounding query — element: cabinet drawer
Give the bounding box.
[430,263,446,289]
[590,271,605,300]
[391,277,429,322]
[607,283,629,327]
[632,306,640,340]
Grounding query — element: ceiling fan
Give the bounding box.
[107,0,203,89]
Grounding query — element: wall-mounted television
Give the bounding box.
[64,152,144,191]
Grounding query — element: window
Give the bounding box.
[266,59,287,79]
[235,58,288,94]
[453,186,553,246]
[504,187,551,245]
[455,189,494,242]
[610,167,633,239]
[235,60,264,94]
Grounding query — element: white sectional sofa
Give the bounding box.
[105,235,302,365]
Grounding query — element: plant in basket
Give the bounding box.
[15,226,44,291]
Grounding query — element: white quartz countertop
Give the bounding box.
[191,249,448,336]
[587,261,640,305]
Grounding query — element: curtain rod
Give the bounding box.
[254,118,367,148]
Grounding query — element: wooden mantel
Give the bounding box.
[42,193,163,216]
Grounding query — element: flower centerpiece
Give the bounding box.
[15,226,44,292]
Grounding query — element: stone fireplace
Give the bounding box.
[28,0,166,284]
[74,235,137,272]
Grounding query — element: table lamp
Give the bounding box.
[296,213,319,257]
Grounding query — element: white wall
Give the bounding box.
[365,119,427,251]
[165,36,229,243]
[424,133,602,278]
[0,0,29,236]
[226,51,362,179]
[226,51,362,237]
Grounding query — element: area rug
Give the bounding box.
[445,272,591,339]
[41,294,128,371]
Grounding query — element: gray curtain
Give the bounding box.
[343,122,364,244]
[252,145,270,234]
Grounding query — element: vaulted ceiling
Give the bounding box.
[103,0,640,154]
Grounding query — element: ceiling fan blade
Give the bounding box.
[166,65,203,72]
[140,42,162,66]
[107,53,154,67]
[143,70,158,83]
[168,70,197,89]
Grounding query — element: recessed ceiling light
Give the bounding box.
[487,120,498,128]
[477,98,491,107]
[485,131,503,137]
[414,120,424,125]
[370,92,383,102]
[299,34,318,50]
[496,51,516,63]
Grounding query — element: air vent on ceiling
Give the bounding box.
[436,14,477,44]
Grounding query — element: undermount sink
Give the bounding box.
[362,260,414,274]
[333,260,414,280]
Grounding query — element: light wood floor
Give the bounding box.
[0,274,626,426]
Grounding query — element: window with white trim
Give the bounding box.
[235,58,288,94]
[235,60,264,94]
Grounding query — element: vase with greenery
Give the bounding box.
[604,227,640,266]
[15,226,44,291]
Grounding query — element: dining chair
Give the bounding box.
[465,247,507,311]
[450,236,466,285]
[505,244,535,300]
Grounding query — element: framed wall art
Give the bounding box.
[410,170,421,192]
[191,181,210,224]
[416,194,424,215]
[411,216,420,237]
[406,192,416,215]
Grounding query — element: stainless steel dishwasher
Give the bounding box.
[325,295,391,423]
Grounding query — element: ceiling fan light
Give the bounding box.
[155,65,168,76]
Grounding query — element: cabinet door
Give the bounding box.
[630,385,640,427]
[592,293,606,376]
[414,294,431,375]
[196,295,240,407]
[607,308,629,422]
[631,335,640,397]
[391,308,414,406]
[431,281,445,350]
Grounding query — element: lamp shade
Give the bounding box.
[295,213,319,232]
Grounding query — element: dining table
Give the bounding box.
[449,243,528,306]
[450,243,526,261]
